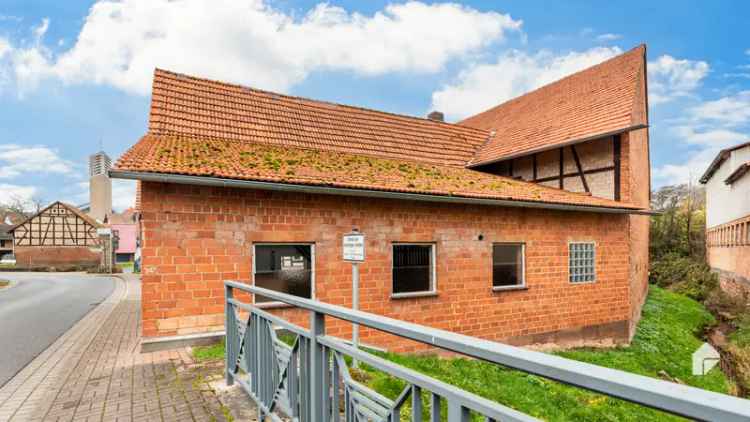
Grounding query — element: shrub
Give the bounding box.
[650,253,718,302]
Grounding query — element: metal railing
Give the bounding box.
[224,281,750,421]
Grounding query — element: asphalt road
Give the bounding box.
[0,272,115,388]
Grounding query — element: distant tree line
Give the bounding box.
[650,182,706,261]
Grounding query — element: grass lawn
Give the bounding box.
[194,286,730,421]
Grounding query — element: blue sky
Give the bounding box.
[1,1,749,210]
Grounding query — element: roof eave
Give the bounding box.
[110,170,651,215]
[724,163,750,185]
[466,124,648,168]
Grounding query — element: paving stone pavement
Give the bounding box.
[0,275,233,422]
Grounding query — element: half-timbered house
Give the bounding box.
[10,201,103,268]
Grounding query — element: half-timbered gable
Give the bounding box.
[12,202,100,247]
[9,202,103,269]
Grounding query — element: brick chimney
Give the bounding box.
[427,111,444,122]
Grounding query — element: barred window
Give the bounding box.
[569,242,595,283]
[392,243,436,296]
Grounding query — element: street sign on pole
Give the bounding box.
[343,231,365,262]
[343,229,365,367]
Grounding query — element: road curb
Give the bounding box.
[0,275,127,421]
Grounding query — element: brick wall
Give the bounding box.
[622,128,651,337]
[707,213,750,299]
[14,246,101,268]
[140,181,635,351]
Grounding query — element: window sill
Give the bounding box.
[390,291,438,300]
[569,280,597,285]
[254,301,296,309]
[492,285,528,292]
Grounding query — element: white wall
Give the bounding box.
[706,145,750,228]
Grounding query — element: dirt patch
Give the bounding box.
[0,280,9,288]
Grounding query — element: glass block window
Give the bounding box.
[569,242,595,283]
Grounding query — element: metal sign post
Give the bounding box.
[343,229,365,367]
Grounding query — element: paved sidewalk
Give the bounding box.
[0,275,233,422]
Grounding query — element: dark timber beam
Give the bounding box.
[613,134,622,201]
[570,145,590,193]
[532,166,615,184]
[558,148,564,189]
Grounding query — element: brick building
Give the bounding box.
[701,141,750,298]
[112,45,651,351]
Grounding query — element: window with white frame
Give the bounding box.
[253,244,313,303]
[493,243,525,289]
[392,243,436,295]
[569,242,595,283]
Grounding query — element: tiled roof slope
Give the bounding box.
[461,45,648,166]
[148,69,490,167]
[115,135,638,210]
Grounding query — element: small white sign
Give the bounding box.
[343,232,365,262]
[692,343,720,376]
[97,228,112,236]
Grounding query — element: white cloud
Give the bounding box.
[0,183,37,204]
[648,55,709,104]
[687,90,750,127]
[655,90,750,186]
[653,147,719,186]
[0,144,74,179]
[670,125,747,148]
[112,179,136,211]
[0,0,521,95]
[596,33,622,42]
[431,46,622,120]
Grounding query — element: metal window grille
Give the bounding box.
[569,242,595,283]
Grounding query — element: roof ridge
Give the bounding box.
[458,44,646,127]
[152,68,489,133]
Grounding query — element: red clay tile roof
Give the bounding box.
[148,69,490,167]
[461,45,648,166]
[115,135,639,210]
[114,47,651,212]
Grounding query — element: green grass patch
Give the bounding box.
[729,314,750,348]
[196,287,729,420]
[193,342,226,362]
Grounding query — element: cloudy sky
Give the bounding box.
[0,1,748,210]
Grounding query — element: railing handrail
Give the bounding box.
[226,280,750,421]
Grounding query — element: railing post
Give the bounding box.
[224,283,234,386]
[310,310,327,421]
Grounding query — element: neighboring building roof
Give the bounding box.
[0,225,12,241]
[108,208,137,224]
[9,201,102,232]
[111,223,137,254]
[725,162,750,185]
[460,45,648,166]
[700,141,750,184]
[148,69,490,167]
[0,210,27,240]
[115,135,639,211]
